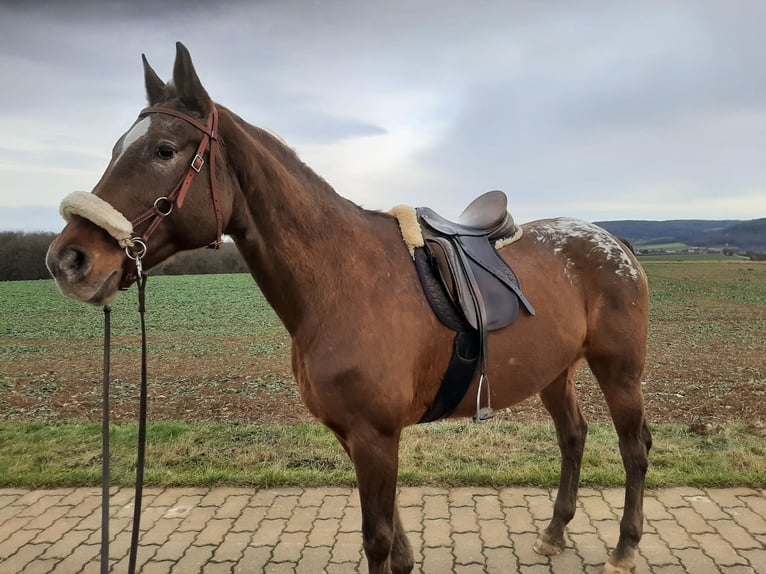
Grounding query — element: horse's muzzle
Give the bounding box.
[46,223,127,306]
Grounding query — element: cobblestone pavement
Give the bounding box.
[1,486,764,573]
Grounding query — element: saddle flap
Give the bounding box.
[426,236,522,331]
[427,237,479,329]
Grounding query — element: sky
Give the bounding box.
[1,0,765,233]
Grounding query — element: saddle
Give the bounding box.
[411,191,535,423]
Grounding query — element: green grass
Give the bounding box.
[2,264,766,488]
[1,421,764,489]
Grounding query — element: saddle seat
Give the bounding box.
[417,190,516,239]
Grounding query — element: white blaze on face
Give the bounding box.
[114,116,152,165]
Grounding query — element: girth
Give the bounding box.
[412,191,535,423]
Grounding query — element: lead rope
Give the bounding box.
[128,273,148,573]
[101,251,149,574]
[101,307,111,574]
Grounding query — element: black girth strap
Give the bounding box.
[414,247,481,423]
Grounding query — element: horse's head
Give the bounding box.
[46,42,231,305]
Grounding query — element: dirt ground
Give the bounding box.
[4,328,764,431]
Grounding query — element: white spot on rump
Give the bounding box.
[115,116,152,164]
[528,218,641,281]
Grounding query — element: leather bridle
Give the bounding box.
[119,105,223,289]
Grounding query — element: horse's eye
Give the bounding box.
[156,144,177,160]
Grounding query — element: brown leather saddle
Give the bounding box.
[413,190,535,423]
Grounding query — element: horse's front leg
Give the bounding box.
[342,426,413,574]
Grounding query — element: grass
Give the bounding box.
[2,261,766,488]
[1,420,764,489]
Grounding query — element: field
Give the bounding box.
[1,259,765,429]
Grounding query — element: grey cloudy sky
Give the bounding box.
[1,0,765,232]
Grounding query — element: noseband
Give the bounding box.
[120,105,223,289]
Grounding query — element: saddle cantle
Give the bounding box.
[418,190,515,238]
[409,190,535,423]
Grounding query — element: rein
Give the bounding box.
[101,256,148,574]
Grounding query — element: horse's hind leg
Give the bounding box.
[339,426,414,574]
[534,366,588,556]
[589,354,652,574]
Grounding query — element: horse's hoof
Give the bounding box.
[533,535,564,556]
[601,560,635,574]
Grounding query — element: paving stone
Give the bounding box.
[338,501,362,533]
[653,518,695,549]
[676,547,720,573]
[728,505,766,535]
[422,493,451,519]
[153,529,197,562]
[704,487,753,508]
[214,494,251,519]
[710,518,762,549]
[234,546,273,573]
[3,486,763,573]
[423,517,452,547]
[251,518,288,547]
[478,517,512,548]
[212,531,252,563]
[265,494,300,520]
[0,543,49,573]
[399,504,423,533]
[170,544,215,573]
[475,494,504,520]
[451,505,479,533]
[202,561,236,574]
[272,530,309,563]
[295,546,331,573]
[453,531,483,565]
[421,545,454,574]
[668,506,713,534]
[692,532,747,566]
[317,494,348,519]
[284,505,320,533]
[397,486,426,507]
[331,531,362,564]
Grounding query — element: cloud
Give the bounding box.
[1,0,766,232]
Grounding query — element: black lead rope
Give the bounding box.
[101,306,111,574]
[128,274,148,573]
[101,274,149,574]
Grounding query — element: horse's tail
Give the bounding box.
[616,236,636,255]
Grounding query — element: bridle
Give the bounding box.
[119,105,223,289]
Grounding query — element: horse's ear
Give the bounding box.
[142,54,166,105]
[172,41,212,114]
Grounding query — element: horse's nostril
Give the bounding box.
[59,246,92,279]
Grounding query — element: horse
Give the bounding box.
[46,42,652,574]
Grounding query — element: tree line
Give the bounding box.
[0,232,249,281]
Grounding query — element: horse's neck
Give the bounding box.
[221,108,377,333]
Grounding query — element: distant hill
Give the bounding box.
[595,218,766,253]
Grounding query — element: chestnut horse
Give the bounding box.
[47,43,651,574]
